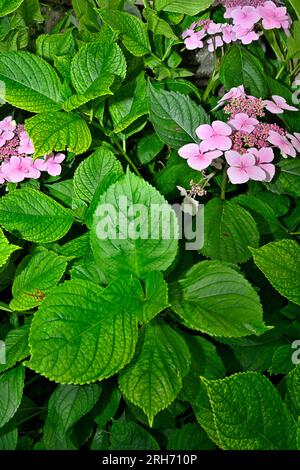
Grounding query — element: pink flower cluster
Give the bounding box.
[179,86,299,184]
[182,1,290,51]
[0,116,65,184]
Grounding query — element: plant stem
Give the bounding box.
[202,71,219,103]
[220,166,227,201]
[275,64,286,80]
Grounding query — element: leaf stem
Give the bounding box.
[220,166,227,201]
[202,71,219,103]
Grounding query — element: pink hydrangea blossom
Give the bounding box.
[207,35,224,51]
[287,133,300,153]
[233,25,260,44]
[207,22,222,35]
[225,150,266,183]
[258,1,290,30]
[222,24,237,43]
[0,116,16,132]
[219,85,246,104]
[231,6,261,29]
[0,156,41,183]
[263,95,298,114]
[34,153,65,176]
[196,121,232,151]
[229,113,259,133]
[249,147,275,182]
[268,130,296,157]
[18,131,35,154]
[178,143,222,171]
[182,27,206,50]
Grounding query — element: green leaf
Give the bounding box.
[149,83,209,149]
[288,1,300,20]
[10,247,68,311]
[201,198,259,264]
[251,240,300,306]
[232,194,279,235]
[170,260,268,337]
[0,325,29,374]
[119,320,190,426]
[93,381,121,428]
[143,8,177,39]
[201,372,297,450]
[18,0,44,24]
[0,51,65,112]
[25,112,92,157]
[110,419,159,450]
[0,228,19,270]
[28,279,144,384]
[167,422,215,450]
[137,133,164,165]
[90,172,178,281]
[44,384,101,450]
[269,345,295,375]
[65,37,127,110]
[220,45,268,98]
[285,365,300,419]
[74,147,123,204]
[154,0,213,16]
[273,159,300,197]
[0,0,24,18]
[140,271,169,323]
[109,73,148,133]
[0,188,74,243]
[99,9,151,57]
[0,366,24,428]
[36,30,75,62]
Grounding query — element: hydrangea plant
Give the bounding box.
[0,0,299,452]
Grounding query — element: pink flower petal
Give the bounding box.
[212,121,232,136]
[178,143,200,159]
[227,167,249,184]
[196,124,214,140]
[246,165,267,181]
[259,163,275,182]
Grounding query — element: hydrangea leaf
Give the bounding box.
[0,228,20,270]
[0,366,25,428]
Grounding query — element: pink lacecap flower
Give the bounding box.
[263,95,298,114]
[178,143,222,171]
[287,132,300,153]
[229,113,259,133]
[207,35,224,52]
[222,24,237,44]
[196,121,232,151]
[219,85,246,104]
[258,1,290,30]
[231,6,261,29]
[18,131,35,155]
[1,156,40,183]
[34,152,65,176]
[0,116,16,132]
[248,147,275,182]
[0,166,5,184]
[207,22,222,35]
[182,28,206,50]
[225,150,266,184]
[268,130,296,157]
[233,25,260,44]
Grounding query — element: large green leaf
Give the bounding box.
[109,73,148,133]
[149,83,209,149]
[0,189,74,243]
[232,194,279,235]
[285,365,300,419]
[251,240,300,306]
[0,1,24,18]
[201,198,259,264]
[167,422,215,450]
[90,172,178,281]
[170,260,268,337]
[201,372,297,450]
[143,8,177,39]
[110,419,159,450]
[44,384,101,449]
[74,147,123,204]
[273,159,300,197]
[28,279,144,384]
[0,366,24,428]
[220,45,268,98]
[64,37,126,111]
[99,9,151,57]
[0,51,65,112]
[10,247,68,311]
[154,0,212,16]
[119,320,190,426]
[139,271,169,323]
[0,228,19,270]
[25,112,92,157]
[36,30,75,62]
[0,325,29,374]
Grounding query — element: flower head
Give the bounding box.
[1,156,40,183]
[34,152,65,176]
[231,6,261,29]
[249,147,275,181]
[258,1,290,30]
[225,150,266,183]
[178,143,222,171]
[229,113,259,133]
[263,95,298,114]
[196,121,232,151]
